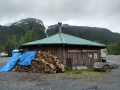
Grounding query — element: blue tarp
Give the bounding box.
[0,51,37,72]
[0,53,22,72]
[19,51,37,66]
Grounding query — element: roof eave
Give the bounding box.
[21,43,106,48]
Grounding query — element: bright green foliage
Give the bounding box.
[19,29,39,44]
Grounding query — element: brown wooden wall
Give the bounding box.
[23,45,102,68]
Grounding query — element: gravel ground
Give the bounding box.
[0,56,120,90]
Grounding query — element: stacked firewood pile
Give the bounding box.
[13,51,64,73]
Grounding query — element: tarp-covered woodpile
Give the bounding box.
[13,50,64,73]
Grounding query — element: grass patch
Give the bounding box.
[65,66,72,71]
[61,69,108,78]
[72,71,82,74]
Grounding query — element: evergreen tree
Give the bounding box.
[11,35,18,49]
[4,35,19,56]
[0,45,4,53]
[19,29,39,44]
[107,35,120,55]
[4,39,12,56]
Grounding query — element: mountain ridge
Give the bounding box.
[0,18,119,46]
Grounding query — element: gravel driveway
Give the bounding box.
[0,56,120,90]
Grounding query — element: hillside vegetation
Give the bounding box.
[0,18,120,55]
[47,24,119,44]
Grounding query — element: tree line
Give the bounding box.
[46,25,119,45]
[0,22,120,56]
[107,36,120,55]
[1,29,120,55]
[2,29,39,56]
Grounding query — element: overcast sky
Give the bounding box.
[0,0,120,33]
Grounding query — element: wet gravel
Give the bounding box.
[0,56,120,90]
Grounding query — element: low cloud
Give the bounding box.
[0,0,120,33]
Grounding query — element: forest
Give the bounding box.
[0,18,120,55]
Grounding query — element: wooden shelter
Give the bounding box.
[20,23,106,69]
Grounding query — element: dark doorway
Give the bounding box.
[66,58,72,70]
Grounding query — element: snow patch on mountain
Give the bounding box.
[4,23,12,26]
[17,21,23,24]
[15,23,18,25]
[4,18,45,27]
[24,23,28,24]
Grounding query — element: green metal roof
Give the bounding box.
[22,33,106,47]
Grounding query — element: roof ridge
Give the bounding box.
[59,33,66,44]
